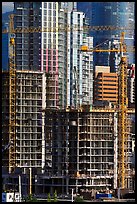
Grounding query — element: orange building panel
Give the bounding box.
[94,71,118,105]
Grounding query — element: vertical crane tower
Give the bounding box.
[80,32,129,189]
[118,32,128,189]
[9,14,16,173]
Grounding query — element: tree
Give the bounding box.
[53,190,58,202]
[47,193,51,202]
[25,194,38,202]
[74,196,84,202]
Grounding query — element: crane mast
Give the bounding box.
[80,32,129,189]
[9,14,16,173]
[118,56,128,189]
[118,32,128,189]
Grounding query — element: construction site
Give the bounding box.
[35,107,135,195]
[2,104,135,197]
[2,4,135,201]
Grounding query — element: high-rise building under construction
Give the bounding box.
[14,2,93,109]
[14,2,61,108]
[2,1,94,174]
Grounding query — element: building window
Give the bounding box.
[48,3,51,9]
[44,10,47,15]
[53,10,56,16]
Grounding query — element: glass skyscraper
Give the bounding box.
[77,2,135,67]
[2,23,9,71]
[67,10,93,107]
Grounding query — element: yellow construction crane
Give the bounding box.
[3,15,134,185]
[80,32,129,189]
[2,25,134,34]
[118,32,128,189]
[8,14,16,173]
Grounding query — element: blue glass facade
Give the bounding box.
[77,2,135,67]
[2,24,9,71]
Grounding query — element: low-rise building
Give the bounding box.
[94,66,118,105]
